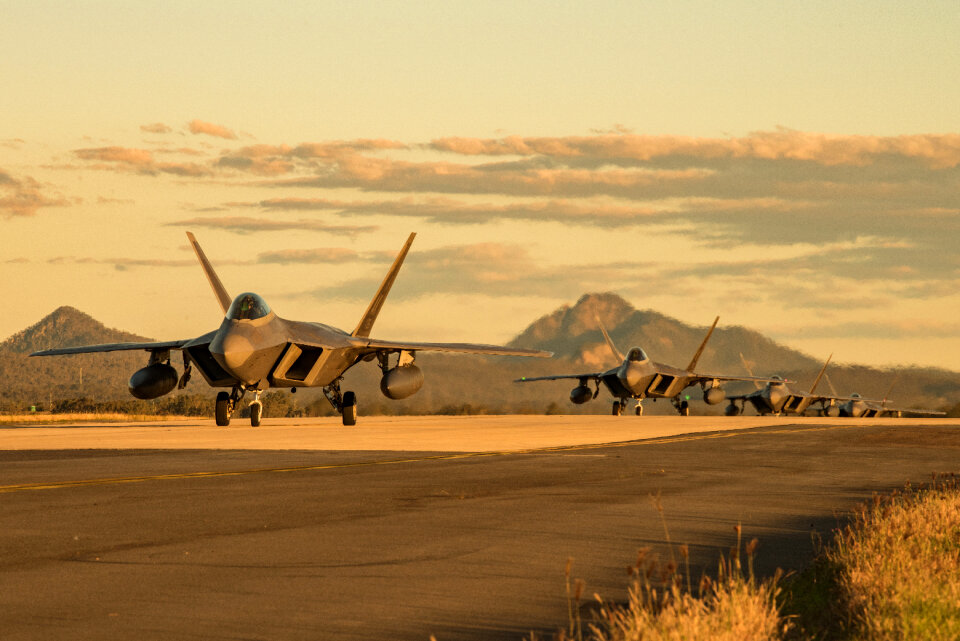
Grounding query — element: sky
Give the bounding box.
[2,1,959,369]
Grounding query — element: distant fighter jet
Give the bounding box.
[823,375,947,418]
[725,354,834,416]
[31,232,550,426]
[515,317,781,415]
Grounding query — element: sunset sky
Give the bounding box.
[2,1,959,369]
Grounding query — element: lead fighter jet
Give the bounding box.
[31,232,550,426]
[515,316,782,415]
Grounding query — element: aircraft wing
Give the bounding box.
[514,372,604,383]
[30,339,193,357]
[880,405,947,416]
[351,337,552,358]
[692,374,791,385]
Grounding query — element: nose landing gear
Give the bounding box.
[249,389,263,427]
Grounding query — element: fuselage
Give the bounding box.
[600,349,698,400]
[744,381,816,415]
[206,292,361,389]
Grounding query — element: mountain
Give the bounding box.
[1,295,957,415]
[510,292,818,373]
[0,307,165,407]
[1,306,148,353]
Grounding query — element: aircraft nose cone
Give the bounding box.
[768,386,785,406]
[211,332,256,375]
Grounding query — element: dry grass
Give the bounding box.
[589,549,785,641]
[829,474,960,640]
[528,477,960,641]
[0,412,185,424]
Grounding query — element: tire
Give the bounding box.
[635,404,643,416]
[215,391,231,426]
[342,391,357,426]
[250,402,262,427]
[612,400,622,416]
[679,400,690,417]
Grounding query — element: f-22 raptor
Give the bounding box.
[515,317,781,416]
[31,232,550,426]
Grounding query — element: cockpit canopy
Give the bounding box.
[227,293,272,321]
[627,347,649,362]
[771,375,784,381]
[850,393,862,399]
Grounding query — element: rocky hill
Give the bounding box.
[2,306,148,353]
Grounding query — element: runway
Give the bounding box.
[2,415,959,640]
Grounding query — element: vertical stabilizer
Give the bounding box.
[686,316,720,372]
[739,352,763,390]
[352,233,416,338]
[595,315,625,363]
[186,232,232,315]
[808,353,833,395]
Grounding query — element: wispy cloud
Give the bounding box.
[0,168,69,217]
[224,194,796,227]
[140,122,172,134]
[429,129,960,168]
[166,216,378,236]
[188,119,237,140]
[73,146,212,177]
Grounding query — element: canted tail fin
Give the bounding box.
[595,315,625,363]
[186,232,231,315]
[686,316,719,372]
[740,352,763,390]
[352,233,416,338]
[823,371,839,396]
[808,353,833,395]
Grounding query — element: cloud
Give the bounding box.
[187,119,238,140]
[256,248,362,264]
[166,216,378,236]
[225,194,796,227]
[73,146,213,177]
[429,129,960,168]
[0,168,69,217]
[214,139,410,176]
[298,242,654,302]
[140,123,172,134]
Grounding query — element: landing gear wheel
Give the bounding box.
[215,391,231,426]
[250,402,262,427]
[612,400,623,416]
[342,391,357,426]
[635,403,643,416]
[679,400,690,417]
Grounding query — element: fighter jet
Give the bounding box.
[823,375,947,418]
[515,316,782,415]
[724,354,833,416]
[30,232,550,426]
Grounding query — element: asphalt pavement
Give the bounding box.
[1,416,959,640]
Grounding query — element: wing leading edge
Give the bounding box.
[31,339,192,357]
[352,337,551,358]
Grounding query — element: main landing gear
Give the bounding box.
[215,386,263,427]
[324,378,358,426]
[671,397,690,416]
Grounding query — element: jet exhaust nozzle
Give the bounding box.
[703,387,726,405]
[380,365,424,400]
[128,363,178,400]
[570,385,592,405]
